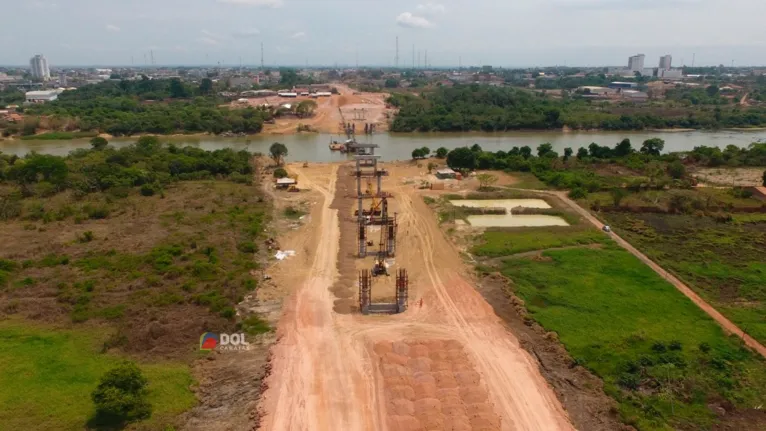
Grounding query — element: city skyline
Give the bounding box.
[2,0,765,67]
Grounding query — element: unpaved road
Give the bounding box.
[547,190,766,360]
[258,165,574,431]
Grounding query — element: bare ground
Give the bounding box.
[257,162,579,431]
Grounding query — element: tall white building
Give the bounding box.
[659,55,672,70]
[29,54,51,81]
[628,54,645,72]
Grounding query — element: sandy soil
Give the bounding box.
[257,162,574,431]
[693,167,765,187]
[234,84,392,136]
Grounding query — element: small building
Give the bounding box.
[275,177,297,189]
[751,186,766,202]
[578,86,615,96]
[622,90,649,102]
[278,92,298,98]
[25,90,58,103]
[435,168,457,179]
[608,82,638,90]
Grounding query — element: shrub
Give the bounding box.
[273,168,288,178]
[568,187,587,199]
[140,183,157,197]
[85,205,110,219]
[77,231,95,243]
[91,362,152,426]
[237,241,257,253]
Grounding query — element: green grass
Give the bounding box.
[604,213,766,346]
[472,226,609,257]
[501,246,766,431]
[0,319,196,430]
[20,131,99,140]
[506,172,549,190]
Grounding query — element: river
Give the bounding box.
[3,130,766,161]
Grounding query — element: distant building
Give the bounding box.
[659,55,672,70]
[628,54,645,72]
[658,69,683,80]
[622,90,649,102]
[435,168,457,179]
[58,73,67,86]
[609,82,638,90]
[25,90,58,103]
[30,54,51,81]
[577,86,615,96]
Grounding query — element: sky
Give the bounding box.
[3,0,766,67]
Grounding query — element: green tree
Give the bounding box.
[11,154,69,185]
[295,100,318,118]
[668,161,686,179]
[384,78,399,88]
[273,167,288,178]
[91,362,152,426]
[169,78,188,98]
[641,138,665,156]
[476,173,498,190]
[568,187,587,199]
[563,147,573,161]
[614,138,633,157]
[762,170,766,186]
[412,148,425,159]
[199,78,213,95]
[435,147,448,158]
[537,143,554,157]
[576,147,589,159]
[610,188,628,207]
[519,146,532,159]
[269,142,288,166]
[90,137,108,150]
[446,147,477,170]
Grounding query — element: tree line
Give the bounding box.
[12,79,273,136]
[387,85,766,132]
[0,136,253,211]
[441,138,766,191]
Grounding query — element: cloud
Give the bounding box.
[198,37,219,45]
[233,28,261,38]
[416,2,446,14]
[291,31,306,39]
[201,29,221,38]
[395,12,434,29]
[216,0,283,7]
[105,24,120,32]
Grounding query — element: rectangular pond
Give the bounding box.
[449,199,570,227]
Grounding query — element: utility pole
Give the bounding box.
[412,44,415,70]
[417,51,420,69]
[150,50,155,66]
[260,42,264,70]
[395,36,399,69]
[356,50,358,69]
[459,56,461,70]
[425,50,428,69]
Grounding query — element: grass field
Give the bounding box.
[472,226,609,257]
[501,245,766,430]
[604,213,766,347]
[0,319,195,431]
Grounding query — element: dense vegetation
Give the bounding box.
[13,79,272,136]
[388,85,766,132]
[443,138,766,193]
[0,136,253,201]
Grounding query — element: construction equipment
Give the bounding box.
[372,255,389,277]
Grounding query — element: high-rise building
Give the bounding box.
[628,54,645,72]
[30,54,51,81]
[659,55,672,70]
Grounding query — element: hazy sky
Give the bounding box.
[3,0,765,67]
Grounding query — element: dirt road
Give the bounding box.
[258,164,574,431]
[547,190,766,360]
